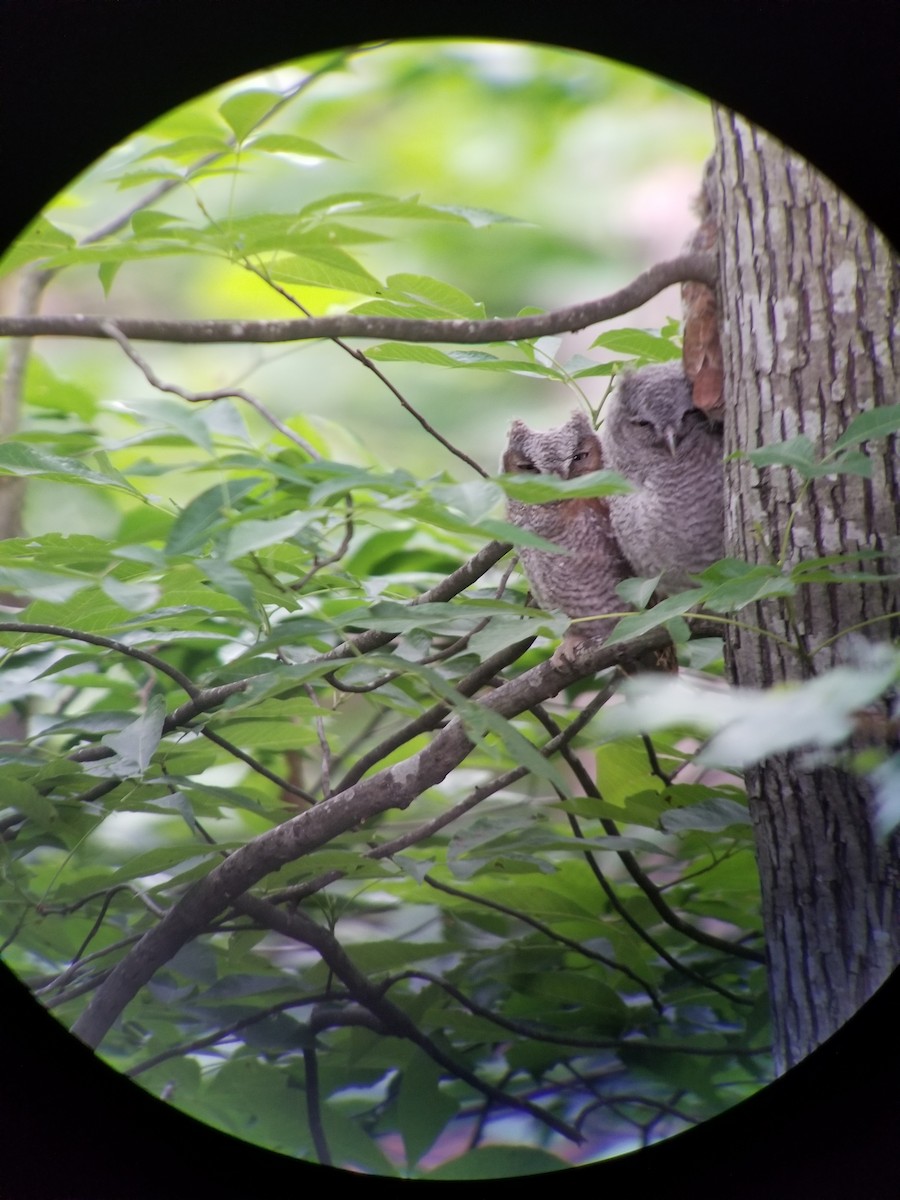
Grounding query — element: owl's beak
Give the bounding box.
[663,426,678,456]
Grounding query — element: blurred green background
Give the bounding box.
[6,38,714,533]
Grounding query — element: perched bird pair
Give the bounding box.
[502,360,724,651]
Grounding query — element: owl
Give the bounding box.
[600,361,724,594]
[502,409,632,645]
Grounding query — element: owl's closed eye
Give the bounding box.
[599,362,724,592]
[502,410,630,644]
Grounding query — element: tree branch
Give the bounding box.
[71,622,716,1050]
[0,254,715,345]
[234,894,582,1143]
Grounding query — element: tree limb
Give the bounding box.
[0,253,715,345]
[71,622,716,1050]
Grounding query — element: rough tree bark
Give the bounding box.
[714,109,900,1073]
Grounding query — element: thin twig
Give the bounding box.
[234,894,584,1143]
[0,622,199,696]
[526,705,764,989]
[266,685,614,905]
[422,873,660,1005]
[240,260,488,476]
[332,635,535,793]
[99,320,320,456]
[303,1045,332,1166]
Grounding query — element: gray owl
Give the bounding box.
[600,361,724,594]
[502,410,632,644]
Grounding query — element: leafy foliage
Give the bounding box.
[6,39,894,1177]
[0,368,771,1169]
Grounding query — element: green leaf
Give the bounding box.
[98,260,121,296]
[398,1055,459,1167]
[112,167,185,191]
[833,402,900,450]
[0,779,59,830]
[223,512,315,561]
[246,133,342,160]
[660,797,752,833]
[789,550,894,585]
[199,558,258,616]
[604,589,705,645]
[24,356,97,418]
[742,436,818,476]
[365,343,498,366]
[616,573,663,610]
[590,329,681,360]
[692,560,795,610]
[93,696,167,777]
[425,1147,567,1180]
[108,843,222,884]
[594,738,668,807]
[0,444,143,495]
[137,134,232,162]
[100,577,162,612]
[130,210,187,235]
[379,273,486,318]
[430,480,504,523]
[0,566,93,603]
[429,203,522,228]
[0,217,75,275]
[218,89,283,141]
[525,971,630,1028]
[800,452,873,479]
[40,239,209,269]
[569,360,618,379]
[365,342,455,365]
[299,191,470,224]
[165,478,263,555]
[498,469,631,503]
[268,248,383,294]
[462,703,571,791]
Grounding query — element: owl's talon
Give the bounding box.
[551,630,587,669]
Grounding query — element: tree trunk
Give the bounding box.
[713,108,900,1074]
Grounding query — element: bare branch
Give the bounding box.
[314,538,514,663]
[266,683,615,907]
[532,706,765,969]
[239,259,489,476]
[234,894,583,1143]
[422,872,660,1004]
[99,321,321,456]
[0,253,715,345]
[0,622,200,696]
[332,635,536,792]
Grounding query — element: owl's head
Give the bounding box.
[603,362,712,461]
[502,410,603,479]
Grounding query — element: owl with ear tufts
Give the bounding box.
[599,360,724,595]
[502,409,632,647]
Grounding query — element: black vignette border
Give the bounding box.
[0,1,898,1197]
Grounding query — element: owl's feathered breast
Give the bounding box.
[503,412,631,629]
[600,363,724,589]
